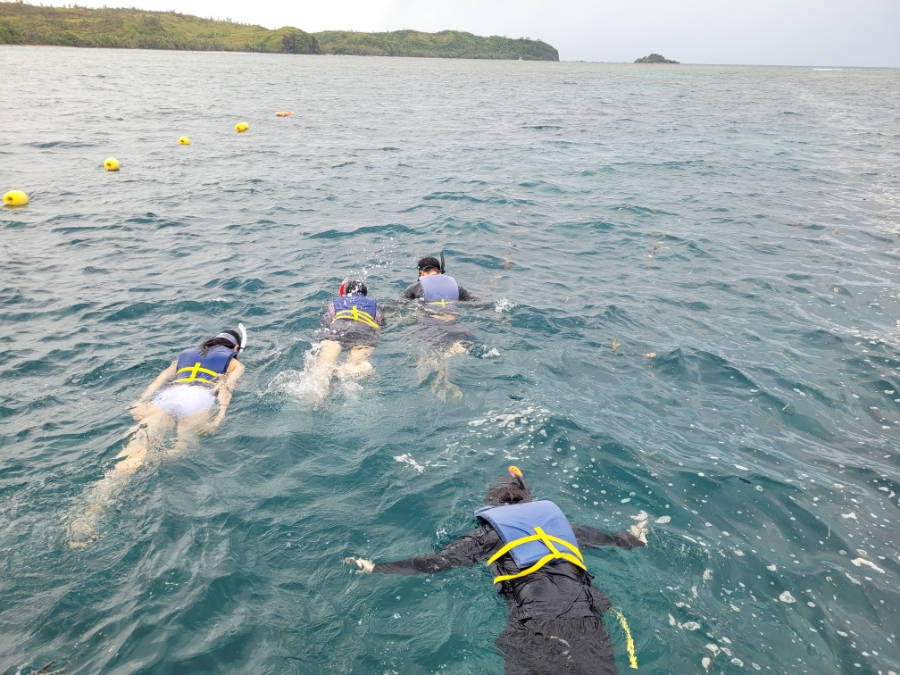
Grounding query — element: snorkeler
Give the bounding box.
[67,327,246,547]
[401,253,477,302]
[402,254,476,402]
[307,280,381,402]
[345,466,648,675]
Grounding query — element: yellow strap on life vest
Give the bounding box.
[487,526,586,584]
[609,607,638,669]
[427,299,455,306]
[334,306,380,330]
[172,361,221,384]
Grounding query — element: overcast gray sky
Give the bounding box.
[72,0,900,66]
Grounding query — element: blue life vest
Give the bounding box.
[173,345,235,386]
[333,294,379,329]
[475,500,586,583]
[420,274,459,307]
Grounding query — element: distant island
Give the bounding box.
[0,2,560,60]
[634,53,679,64]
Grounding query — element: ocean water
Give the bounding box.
[2,45,900,674]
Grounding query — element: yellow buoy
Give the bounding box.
[3,190,29,207]
[178,136,191,145]
[104,158,120,171]
[235,122,249,133]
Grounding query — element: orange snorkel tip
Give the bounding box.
[508,465,527,490]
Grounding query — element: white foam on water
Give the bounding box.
[852,558,885,574]
[394,454,425,473]
[267,343,333,402]
[494,298,516,313]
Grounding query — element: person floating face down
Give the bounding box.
[403,255,477,401]
[402,255,477,340]
[345,467,649,675]
[68,328,246,547]
[310,280,382,401]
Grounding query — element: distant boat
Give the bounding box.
[518,57,523,61]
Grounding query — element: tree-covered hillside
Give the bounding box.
[0,2,318,52]
[0,3,560,60]
[315,29,559,61]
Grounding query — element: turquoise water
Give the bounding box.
[2,46,900,674]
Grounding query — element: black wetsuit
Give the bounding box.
[401,280,476,301]
[372,522,644,675]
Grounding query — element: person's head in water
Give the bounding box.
[417,256,442,277]
[344,280,368,296]
[199,329,241,356]
[485,466,533,506]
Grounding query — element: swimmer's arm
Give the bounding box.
[129,361,176,419]
[134,361,177,404]
[366,526,497,576]
[323,302,336,327]
[572,525,646,550]
[209,359,244,429]
[457,286,477,302]
[401,282,422,300]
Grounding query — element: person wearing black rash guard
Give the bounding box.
[345,467,649,675]
[403,254,476,402]
[401,255,477,302]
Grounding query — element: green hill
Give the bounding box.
[0,3,560,60]
[315,30,558,61]
[0,2,318,52]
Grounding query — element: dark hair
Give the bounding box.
[485,480,532,506]
[417,256,442,272]
[344,280,368,296]
[199,329,240,356]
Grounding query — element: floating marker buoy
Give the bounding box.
[104,158,120,171]
[275,111,294,117]
[178,136,190,145]
[235,122,249,132]
[3,190,28,207]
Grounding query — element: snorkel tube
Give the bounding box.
[508,465,528,491]
[237,323,248,355]
[440,251,446,274]
[339,278,348,296]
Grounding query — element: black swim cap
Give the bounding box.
[417,256,442,272]
[344,280,368,296]
[485,467,533,506]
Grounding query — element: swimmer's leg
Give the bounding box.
[416,348,440,384]
[111,405,174,476]
[496,617,616,675]
[169,409,211,458]
[431,343,466,403]
[67,406,173,548]
[307,340,342,402]
[336,346,375,380]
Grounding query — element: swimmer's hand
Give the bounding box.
[628,511,649,545]
[198,415,225,435]
[343,557,375,574]
[128,400,149,421]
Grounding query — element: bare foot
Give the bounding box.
[66,504,103,548]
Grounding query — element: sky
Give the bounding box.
[65,0,900,66]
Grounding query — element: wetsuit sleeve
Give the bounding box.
[457,286,477,302]
[323,302,336,326]
[372,526,500,575]
[572,525,645,550]
[402,281,422,300]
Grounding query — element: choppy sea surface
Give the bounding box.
[2,46,900,674]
